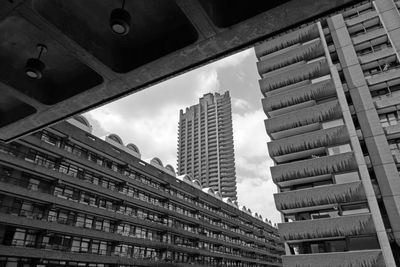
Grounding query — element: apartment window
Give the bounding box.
[328,144,352,155]
[322,119,344,129]
[40,131,61,147]
[334,172,360,184]
[340,202,369,215]
[348,236,380,250]
[380,112,400,127]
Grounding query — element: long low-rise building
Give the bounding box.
[0,115,283,267]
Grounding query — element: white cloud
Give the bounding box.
[233,110,270,159]
[237,178,281,225]
[85,47,281,227]
[194,69,221,98]
[232,97,251,111]
[87,104,179,168]
[192,48,253,99]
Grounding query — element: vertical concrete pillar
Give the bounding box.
[327,14,397,266]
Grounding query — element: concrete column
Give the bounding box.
[327,15,397,266]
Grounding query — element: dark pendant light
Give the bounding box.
[110,0,131,36]
[25,44,47,80]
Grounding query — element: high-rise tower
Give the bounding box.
[256,0,400,266]
[178,91,237,200]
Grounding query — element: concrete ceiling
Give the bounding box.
[0,0,361,142]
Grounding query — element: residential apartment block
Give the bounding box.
[178,91,237,200]
[0,115,283,266]
[255,0,400,266]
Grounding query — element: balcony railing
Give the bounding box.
[259,58,330,95]
[278,213,375,241]
[257,39,324,75]
[268,125,349,158]
[265,100,342,135]
[282,250,384,267]
[271,152,357,184]
[262,79,336,114]
[274,181,366,212]
[255,24,320,59]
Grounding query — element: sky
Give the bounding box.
[84,48,280,225]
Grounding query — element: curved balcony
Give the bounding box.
[268,126,350,162]
[262,79,336,114]
[266,100,342,137]
[255,24,320,59]
[274,181,366,213]
[259,58,330,95]
[271,152,357,184]
[282,250,384,267]
[278,213,375,241]
[257,39,324,75]
[221,181,236,187]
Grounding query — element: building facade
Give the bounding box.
[177,92,237,200]
[0,116,283,267]
[255,0,400,266]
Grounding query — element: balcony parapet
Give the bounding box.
[269,123,320,140]
[274,181,366,212]
[278,213,375,241]
[255,24,319,59]
[257,39,324,75]
[268,100,316,118]
[268,126,349,159]
[259,58,330,95]
[374,92,400,109]
[367,68,400,87]
[352,28,386,46]
[345,10,378,27]
[262,80,336,114]
[271,152,357,184]
[273,147,326,164]
[359,47,395,66]
[282,250,384,267]
[384,123,400,136]
[265,100,342,137]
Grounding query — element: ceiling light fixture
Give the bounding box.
[25,44,47,80]
[110,0,131,36]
